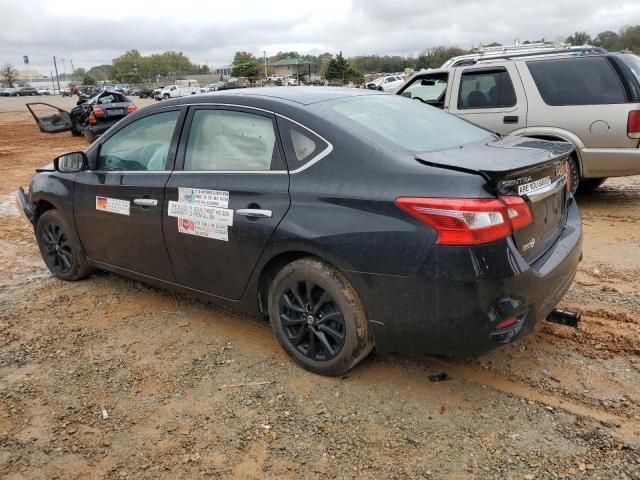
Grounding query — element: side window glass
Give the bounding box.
[184,110,282,171]
[97,111,180,171]
[457,69,517,109]
[527,57,627,106]
[401,73,449,107]
[278,118,330,171]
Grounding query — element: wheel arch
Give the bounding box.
[255,250,342,315]
[522,129,584,175]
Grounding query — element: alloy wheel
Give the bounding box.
[278,280,346,362]
[42,223,73,274]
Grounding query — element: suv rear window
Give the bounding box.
[527,57,627,106]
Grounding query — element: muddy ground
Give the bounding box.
[0,95,639,479]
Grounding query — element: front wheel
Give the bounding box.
[36,210,92,281]
[268,258,373,376]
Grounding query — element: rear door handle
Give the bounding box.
[235,208,272,218]
[503,115,519,124]
[133,198,158,207]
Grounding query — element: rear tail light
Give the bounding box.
[92,106,105,116]
[127,104,137,113]
[395,196,533,246]
[88,112,96,125]
[628,110,640,139]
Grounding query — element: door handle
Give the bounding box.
[503,115,519,124]
[235,208,272,218]
[133,198,158,207]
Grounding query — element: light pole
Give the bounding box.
[263,51,267,79]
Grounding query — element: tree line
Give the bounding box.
[2,25,640,87]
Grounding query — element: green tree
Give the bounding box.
[82,75,96,86]
[593,30,620,50]
[87,65,114,82]
[619,25,640,53]
[70,67,86,81]
[233,51,257,65]
[425,47,468,68]
[566,31,592,46]
[0,63,19,87]
[325,51,349,80]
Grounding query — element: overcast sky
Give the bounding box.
[1,0,640,74]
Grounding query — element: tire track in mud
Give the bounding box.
[426,359,640,444]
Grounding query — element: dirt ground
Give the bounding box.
[0,95,639,479]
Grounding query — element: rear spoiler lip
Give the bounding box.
[414,156,492,183]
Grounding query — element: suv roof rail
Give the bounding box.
[443,45,607,67]
[476,41,570,54]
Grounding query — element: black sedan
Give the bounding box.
[16,88,582,375]
[27,91,137,143]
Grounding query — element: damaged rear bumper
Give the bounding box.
[16,187,34,224]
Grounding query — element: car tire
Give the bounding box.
[36,210,92,282]
[567,155,580,196]
[578,177,607,193]
[268,257,373,376]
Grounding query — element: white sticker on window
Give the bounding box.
[168,188,233,241]
[95,196,130,216]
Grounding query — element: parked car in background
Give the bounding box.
[17,87,39,96]
[159,79,200,100]
[286,77,298,86]
[397,43,640,193]
[27,91,136,142]
[137,88,154,99]
[372,75,405,93]
[37,88,52,96]
[1,87,18,96]
[17,87,581,375]
[216,81,247,91]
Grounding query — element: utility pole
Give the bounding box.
[50,70,55,90]
[53,56,61,92]
[70,59,75,75]
[61,58,67,79]
[263,51,267,79]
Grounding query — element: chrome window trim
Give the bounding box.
[89,102,334,174]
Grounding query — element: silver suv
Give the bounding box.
[397,44,640,193]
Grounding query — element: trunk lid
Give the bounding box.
[417,136,573,262]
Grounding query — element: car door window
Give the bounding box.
[400,73,449,107]
[184,110,283,171]
[96,111,180,171]
[457,69,516,109]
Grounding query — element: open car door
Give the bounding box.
[26,103,72,133]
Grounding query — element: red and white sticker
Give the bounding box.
[168,188,232,241]
[95,196,130,216]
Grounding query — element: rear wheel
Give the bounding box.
[578,177,607,193]
[36,210,91,281]
[268,258,373,376]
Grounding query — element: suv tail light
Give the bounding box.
[127,104,137,113]
[395,197,533,245]
[628,110,640,139]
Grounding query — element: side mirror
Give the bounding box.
[54,151,88,173]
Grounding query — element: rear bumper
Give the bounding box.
[85,122,117,139]
[345,198,582,357]
[580,146,640,178]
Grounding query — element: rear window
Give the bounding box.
[326,95,493,153]
[618,53,640,84]
[527,57,627,106]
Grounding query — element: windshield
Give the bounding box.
[325,95,493,153]
[618,53,640,84]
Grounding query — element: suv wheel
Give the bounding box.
[578,177,607,193]
[567,155,580,196]
[268,258,373,376]
[36,210,92,281]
